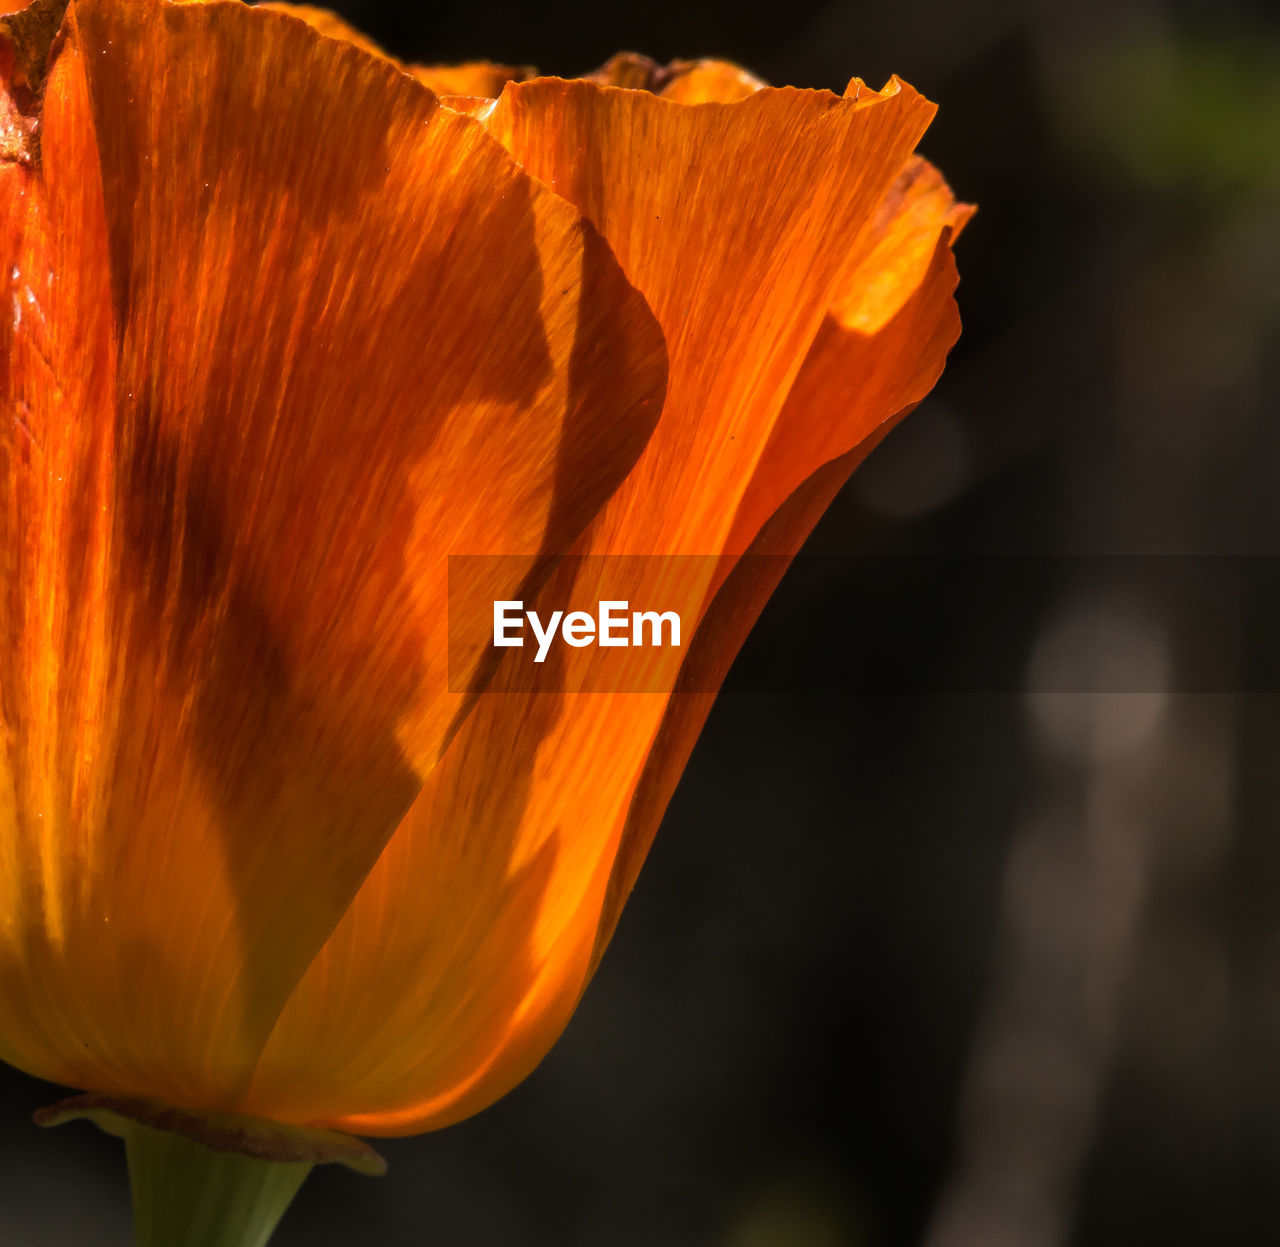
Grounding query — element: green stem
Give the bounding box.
[36,1091,384,1247]
[125,1121,311,1247]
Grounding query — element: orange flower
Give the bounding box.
[1,0,969,1143]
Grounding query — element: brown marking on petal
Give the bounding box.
[0,0,69,164]
[583,52,677,92]
[582,53,766,101]
[0,0,67,92]
[35,1092,387,1174]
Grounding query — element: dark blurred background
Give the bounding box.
[4,0,1279,1242]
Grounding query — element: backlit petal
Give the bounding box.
[479,74,935,559]
[721,156,974,555]
[247,78,961,1134]
[1,0,118,1081]
[406,61,535,98]
[253,1,389,57]
[0,0,664,1108]
[594,164,972,958]
[255,1,537,95]
[658,58,764,103]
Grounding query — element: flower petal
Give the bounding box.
[593,172,971,960]
[720,156,974,556]
[657,58,765,103]
[479,74,935,558]
[406,60,535,98]
[1,0,118,1082]
[255,1,537,96]
[246,82,962,1134]
[244,679,623,1130]
[253,1,390,57]
[0,0,664,1107]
